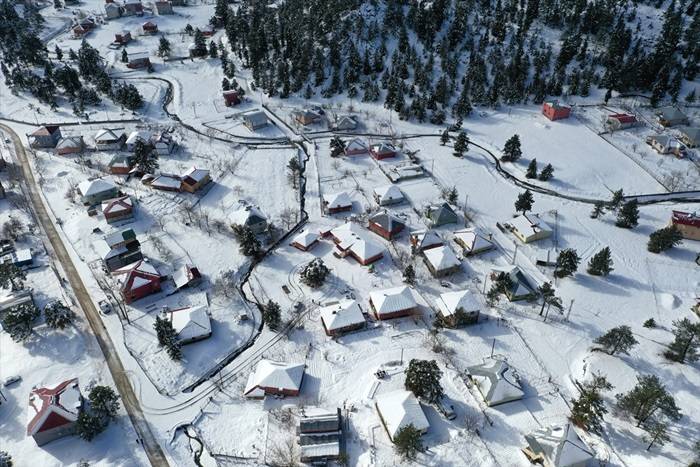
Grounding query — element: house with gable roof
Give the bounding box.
[27,378,83,446]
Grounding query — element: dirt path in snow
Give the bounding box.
[0,123,170,467]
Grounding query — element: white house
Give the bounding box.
[373,185,404,206]
[423,245,461,277]
[323,191,353,214]
[467,359,524,406]
[523,423,595,467]
[169,305,211,344]
[436,290,480,326]
[244,360,305,398]
[453,227,494,255]
[510,214,553,243]
[125,130,151,151]
[375,390,430,441]
[319,300,366,336]
[368,286,417,320]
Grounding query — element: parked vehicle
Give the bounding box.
[436,396,456,420]
[98,300,112,315]
[3,375,21,387]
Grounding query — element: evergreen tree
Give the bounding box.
[514,189,534,214]
[113,82,143,110]
[222,77,230,90]
[570,372,613,433]
[440,129,449,145]
[157,36,171,58]
[44,301,74,329]
[594,325,638,356]
[300,258,330,288]
[643,318,656,329]
[526,159,538,179]
[539,163,554,181]
[329,136,345,157]
[184,24,193,36]
[286,157,301,188]
[208,41,218,58]
[153,315,181,360]
[686,89,697,103]
[1,302,40,341]
[76,412,105,441]
[537,281,562,316]
[643,418,671,451]
[121,49,128,63]
[133,140,158,174]
[403,264,416,286]
[616,374,681,427]
[405,359,443,403]
[502,134,522,162]
[590,201,605,219]
[608,189,624,210]
[647,225,683,253]
[452,131,469,157]
[616,199,639,228]
[192,29,207,57]
[664,318,700,363]
[442,186,459,205]
[0,262,26,291]
[236,226,261,257]
[88,385,120,421]
[54,45,63,60]
[587,247,614,276]
[554,248,580,278]
[0,451,11,467]
[393,424,423,460]
[263,300,281,331]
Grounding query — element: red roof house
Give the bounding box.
[368,211,406,240]
[223,90,241,107]
[114,259,161,303]
[670,210,700,241]
[102,196,134,224]
[114,30,132,44]
[27,378,83,446]
[542,101,571,121]
[142,21,158,34]
[606,113,638,130]
[369,142,397,160]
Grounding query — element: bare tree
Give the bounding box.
[268,437,299,467]
[278,207,298,230]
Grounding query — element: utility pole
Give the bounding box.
[512,244,519,265]
[566,299,575,321]
[490,338,496,358]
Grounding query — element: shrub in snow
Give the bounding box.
[300,258,330,288]
[44,301,74,329]
[2,302,40,342]
[393,424,423,460]
[593,325,638,356]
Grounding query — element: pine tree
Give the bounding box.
[453,131,469,157]
[554,248,580,278]
[286,157,301,188]
[1,302,40,342]
[208,41,218,58]
[133,140,158,174]
[537,281,562,316]
[643,418,671,451]
[440,129,449,145]
[405,359,443,403]
[442,186,459,205]
[192,29,207,57]
[594,325,638,356]
[616,374,681,427]
[89,385,120,420]
[54,45,63,61]
[44,301,74,329]
[184,24,193,36]
[590,201,605,219]
[664,318,700,363]
[0,262,26,291]
[502,134,522,162]
[121,49,128,63]
[222,77,230,90]
[263,300,281,331]
[608,189,624,210]
[570,372,613,433]
[647,225,683,253]
[403,264,416,286]
[539,163,554,181]
[393,424,423,460]
[76,412,105,441]
[643,318,656,329]
[587,247,614,276]
[237,226,261,257]
[514,189,534,214]
[329,136,345,157]
[616,199,639,228]
[0,451,11,467]
[157,36,171,58]
[300,258,330,288]
[526,159,538,179]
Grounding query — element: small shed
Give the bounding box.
[150,174,182,192]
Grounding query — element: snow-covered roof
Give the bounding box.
[170,305,211,342]
[101,195,133,214]
[292,230,319,248]
[373,185,404,204]
[335,115,357,130]
[182,167,209,183]
[331,222,384,262]
[525,423,595,467]
[114,258,159,277]
[370,142,396,154]
[103,228,136,248]
[345,138,367,152]
[126,130,150,145]
[94,238,126,260]
[436,290,480,317]
[410,229,443,251]
[656,106,687,121]
[243,111,268,126]
[56,136,83,149]
[320,300,365,332]
[323,191,352,210]
[427,203,459,225]
[511,214,552,238]
[78,178,117,197]
[151,175,182,190]
[423,245,460,271]
[369,286,416,315]
[375,390,429,440]
[244,360,305,396]
[453,227,494,253]
[95,128,122,142]
[230,205,267,227]
[468,359,524,406]
[173,264,201,289]
[31,125,60,136]
[27,378,82,436]
[368,211,405,233]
